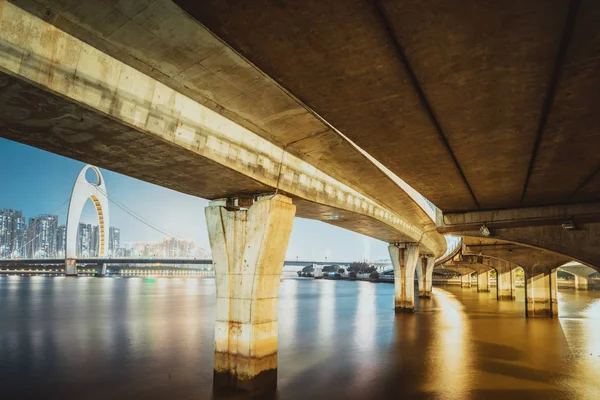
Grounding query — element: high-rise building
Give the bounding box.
[160,238,195,258]
[0,209,26,258]
[0,214,9,258]
[109,227,120,257]
[27,214,58,258]
[91,225,100,257]
[76,223,92,257]
[56,225,66,258]
[12,214,26,258]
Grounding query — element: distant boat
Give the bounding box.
[297,265,314,277]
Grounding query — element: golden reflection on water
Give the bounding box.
[424,288,473,398]
[583,299,600,372]
[559,294,600,398]
[584,297,600,319]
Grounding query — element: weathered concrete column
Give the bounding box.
[461,272,472,288]
[425,259,434,295]
[417,255,434,298]
[496,269,515,300]
[206,194,296,393]
[477,270,490,292]
[511,268,519,297]
[389,243,420,312]
[65,259,78,276]
[525,268,558,318]
[574,275,589,291]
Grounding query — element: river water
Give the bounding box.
[0,276,599,399]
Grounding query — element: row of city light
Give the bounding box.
[0,268,64,273]
[0,268,97,273]
[120,269,214,276]
[0,268,214,276]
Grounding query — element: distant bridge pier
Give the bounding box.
[460,272,472,288]
[559,264,597,291]
[464,243,566,318]
[65,259,78,276]
[574,275,589,291]
[417,254,435,299]
[206,195,295,393]
[417,255,434,298]
[477,270,491,293]
[389,242,420,312]
[525,268,558,318]
[496,268,516,301]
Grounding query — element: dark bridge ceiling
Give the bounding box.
[175,0,600,212]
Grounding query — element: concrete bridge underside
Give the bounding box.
[0,1,445,255]
[0,0,443,251]
[9,0,599,275]
[0,2,445,393]
[3,0,600,393]
[172,0,600,212]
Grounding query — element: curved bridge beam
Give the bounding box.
[0,2,445,256]
[439,203,600,270]
[559,263,598,291]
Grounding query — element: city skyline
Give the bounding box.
[0,208,124,258]
[0,138,390,261]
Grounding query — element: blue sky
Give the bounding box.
[0,138,389,261]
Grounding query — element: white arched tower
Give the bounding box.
[65,165,110,276]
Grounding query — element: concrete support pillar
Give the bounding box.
[389,243,420,312]
[510,268,518,298]
[550,269,558,317]
[65,259,77,276]
[496,269,515,300]
[574,275,589,291]
[417,255,434,298]
[461,273,472,288]
[425,260,434,295]
[477,270,490,292]
[206,194,295,393]
[525,268,558,318]
[95,263,107,277]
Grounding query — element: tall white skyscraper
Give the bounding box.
[27,214,58,258]
[0,209,26,258]
[91,225,100,257]
[77,223,92,257]
[56,225,66,258]
[109,227,120,256]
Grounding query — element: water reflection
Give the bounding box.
[424,288,473,398]
[318,280,336,340]
[0,277,599,399]
[354,281,376,351]
[279,278,297,346]
[558,291,600,398]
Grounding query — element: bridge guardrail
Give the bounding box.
[434,236,462,266]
